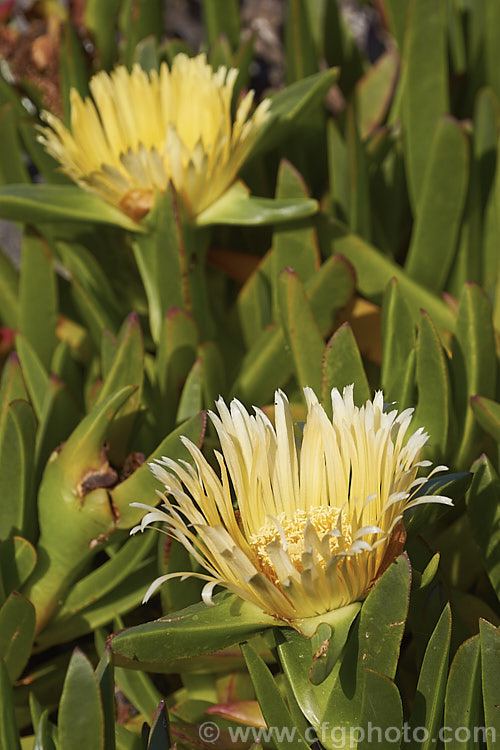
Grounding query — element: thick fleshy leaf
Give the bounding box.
[241,641,309,750]
[0,103,29,184]
[414,311,450,460]
[321,322,370,409]
[357,670,403,750]
[407,603,451,750]
[155,308,198,434]
[196,181,318,226]
[95,313,144,464]
[33,710,57,750]
[0,353,28,423]
[346,102,371,240]
[236,249,273,349]
[272,160,319,314]
[327,220,455,332]
[57,241,123,345]
[59,21,89,125]
[253,68,339,155]
[0,657,21,750]
[0,399,36,542]
[119,0,163,68]
[46,532,156,627]
[0,536,37,603]
[59,649,104,750]
[323,1,363,94]
[326,120,349,221]
[278,556,410,733]
[380,278,416,403]
[284,0,318,84]
[355,47,399,139]
[109,592,276,672]
[0,251,19,328]
[451,283,496,468]
[0,185,143,231]
[467,455,500,599]
[35,560,157,649]
[175,358,202,423]
[146,701,172,750]
[480,620,500,749]
[22,387,136,632]
[15,335,49,420]
[0,592,35,681]
[300,603,361,685]
[402,0,449,209]
[233,253,355,404]
[277,268,324,394]
[203,0,240,51]
[95,649,116,750]
[404,116,468,292]
[34,376,81,481]
[471,395,500,442]
[95,625,162,722]
[83,0,122,69]
[444,635,482,746]
[134,188,212,342]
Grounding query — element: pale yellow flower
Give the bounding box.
[132,386,451,621]
[38,54,270,220]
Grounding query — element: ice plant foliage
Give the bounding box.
[38,54,270,220]
[132,387,452,621]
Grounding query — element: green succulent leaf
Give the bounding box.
[0,251,19,329]
[0,657,21,750]
[0,399,36,542]
[470,395,500,442]
[59,649,105,750]
[278,267,324,394]
[357,670,403,750]
[0,185,144,231]
[146,701,172,750]
[467,455,500,599]
[0,536,37,604]
[402,0,449,209]
[321,322,370,409]
[407,603,452,750]
[451,282,497,468]
[196,181,318,227]
[381,278,416,403]
[404,116,469,293]
[284,0,318,84]
[0,103,29,184]
[33,710,57,750]
[241,640,310,749]
[95,624,162,722]
[109,592,276,672]
[479,620,500,749]
[95,649,116,750]
[414,311,450,460]
[444,635,482,748]
[327,220,456,332]
[0,592,35,681]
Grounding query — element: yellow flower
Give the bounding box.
[132,386,451,621]
[38,54,270,220]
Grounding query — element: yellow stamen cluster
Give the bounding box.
[251,507,352,584]
[38,54,270,220]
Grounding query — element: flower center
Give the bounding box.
[250,506,353,583]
